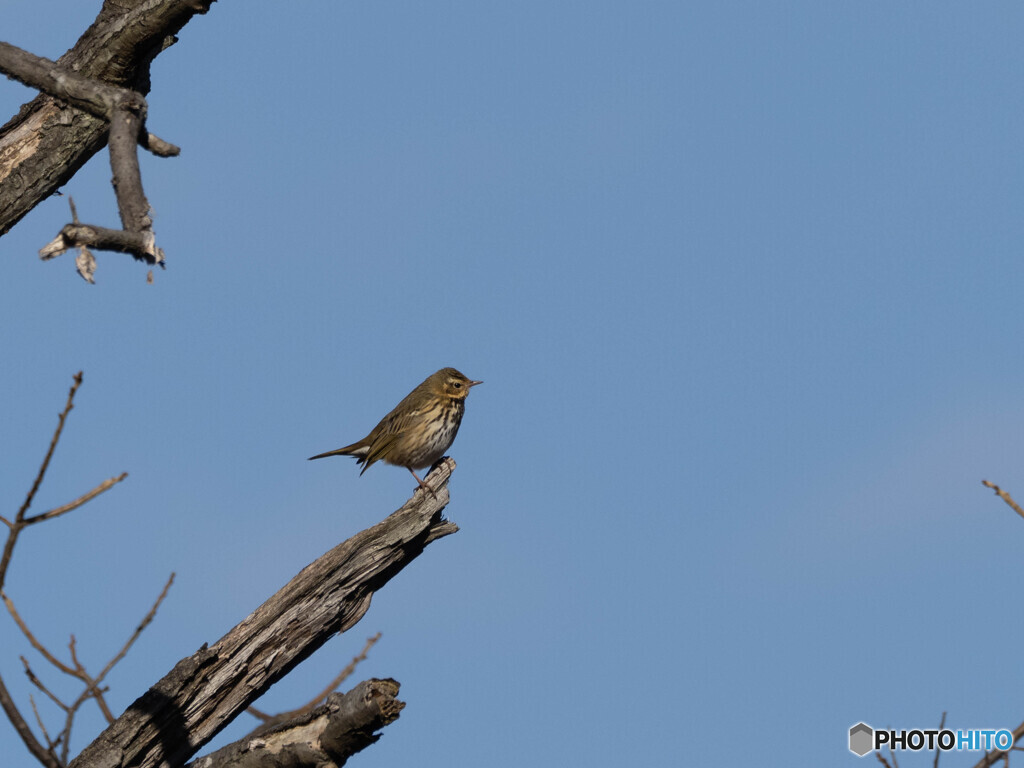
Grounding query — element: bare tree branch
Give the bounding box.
[5,569,176,765]
[20,657,67,714]
[25,473,128,526]
[0,371,87,765]
[4,591,78,676]
[0,0,215,276]
[4,373,460,767]
[0,42,149,129]
[981,480,1024,521]
[67,459,459,768]
[0,38,165,274]
[27,693,60,759]
[190,679,405,768]
[933,712,945,768]
[11,372,83,535]
[68,635,116,723]
[1,372,133,767]
[0,40,181,161]
[0,675,60,768]
[96,573,176,691]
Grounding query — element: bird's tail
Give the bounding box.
[308,443,370,462]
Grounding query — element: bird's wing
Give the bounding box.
[362,431,399,471]
[381,403,425,436]
[360,404,424,470]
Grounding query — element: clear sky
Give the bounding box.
[2,2,1024,766]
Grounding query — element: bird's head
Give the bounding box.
[431,367,483,400]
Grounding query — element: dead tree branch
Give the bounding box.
[190,678,405,768]
[0,675,60,768]
[976,484,1024,767]
[0,371,127,593]
[0,0,215,279]
[0,39,162,274]
[1,372,115,768]
[1,372,165,768]
[3,570,175,764]
[67,459,459,768]
[981,479,1024,521]
[96,573,176,696]
[4,373,458,767]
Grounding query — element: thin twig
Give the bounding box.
[0,676,60,768]
[55,572,174,727]
[981,480,1024,521]
[246,632,382,725]
[88,685,114,726]
[245,706,272,723]
[68,635,82,673]
[0,374,83,595]
[65,635,114,722]
[934,711,945,768]
[25,473,128,526]
[3,591,77,675]
[96,573,175,685]
[60,703,75,766]
[0,373,136,765]
[27,694,59,758]
[20,657,68,713]
[309,632,382,706]
[17,373,82,520]
[0,375,85,768]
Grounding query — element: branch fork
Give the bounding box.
[0,38,176,280]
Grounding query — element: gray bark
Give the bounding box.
[66,459,459,768]
[189,679,405,768]
[0,0,213,239]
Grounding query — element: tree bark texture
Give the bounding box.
[189,679,405,768]
[0,0,214,238]
[66,459,459,768]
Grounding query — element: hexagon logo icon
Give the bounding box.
[849,722,873,757]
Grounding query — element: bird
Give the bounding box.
[309,367,482,493]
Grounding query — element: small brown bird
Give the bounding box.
[309,367,482,492]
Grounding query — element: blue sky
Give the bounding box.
[2,2,1024,766]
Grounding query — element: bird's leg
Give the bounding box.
[408,467,437,499]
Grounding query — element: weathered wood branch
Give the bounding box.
[66,459,460,768]
[39,222,158,261]
[0,42,148,127]
[189,678,405,768]
[0,0,214,276]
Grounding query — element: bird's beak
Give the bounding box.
[469,380,483,387]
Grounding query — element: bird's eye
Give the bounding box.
[453,381,462,388]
